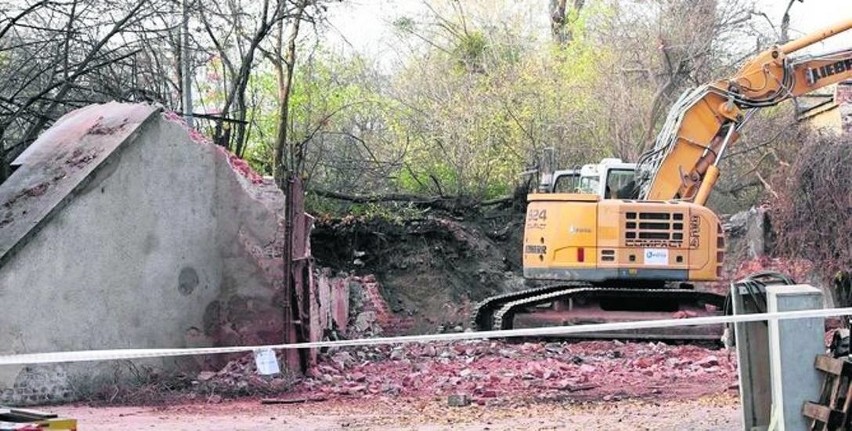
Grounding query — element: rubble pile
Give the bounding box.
[188,270,738,405]
[731,256,815,283]
[187,354,298,400]
[708,256,817,296]
[291,340,737,404]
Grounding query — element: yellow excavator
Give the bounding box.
[473,17,852,339]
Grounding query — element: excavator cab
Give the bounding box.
[576,159,636,198]
[545,159,637,197]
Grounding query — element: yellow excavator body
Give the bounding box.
[523,195,723,283]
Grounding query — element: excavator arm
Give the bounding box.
[636,18,852,205]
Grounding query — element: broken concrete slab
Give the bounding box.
[447,394,471,407]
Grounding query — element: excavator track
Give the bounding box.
[474,284,726,341]
[470,282,587,331]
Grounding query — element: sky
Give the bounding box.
[758,0,852,52]
[323,0,852,61]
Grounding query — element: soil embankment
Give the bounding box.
[311,211,527,333]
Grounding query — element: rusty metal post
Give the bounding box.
[282,173,301,372]
[290,176,312,368]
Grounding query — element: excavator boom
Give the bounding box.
[637,18,852,205]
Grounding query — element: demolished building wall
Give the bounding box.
[0,103,290,404]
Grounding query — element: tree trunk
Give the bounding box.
[550,0,584,45]
[780,0,798,44]
[273,2,307,183]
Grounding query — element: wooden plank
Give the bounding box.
[842,380,852,415]
[9,407,58,419]
[803,402,845,429]
[804,401,833,422]
[829,377,842,407]
[260,396,326,405]
[261,397,308,405]
[818,376,833,405]
[814,355,852,376]
[828,384,845,413]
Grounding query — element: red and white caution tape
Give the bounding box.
[1,306,851,366]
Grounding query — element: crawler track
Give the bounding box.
[473,284,726,341]
[470,282,588,331]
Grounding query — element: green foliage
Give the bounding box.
[453,30,488,71]
[371,3,616,203]
[194,0,778,216]
[238,51,385,178]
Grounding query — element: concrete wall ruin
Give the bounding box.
[0,103,290,404]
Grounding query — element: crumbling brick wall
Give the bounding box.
[836,81,852,135]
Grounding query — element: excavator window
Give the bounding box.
[578,176,600,194]
[607,169,636,199]
[552,173,580,193]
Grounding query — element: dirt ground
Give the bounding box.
[52,339,743,430]
[292,340,739,402]
[54,393,742,431]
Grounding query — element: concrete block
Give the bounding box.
[766,284,824,431]
[447,394,471,407]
